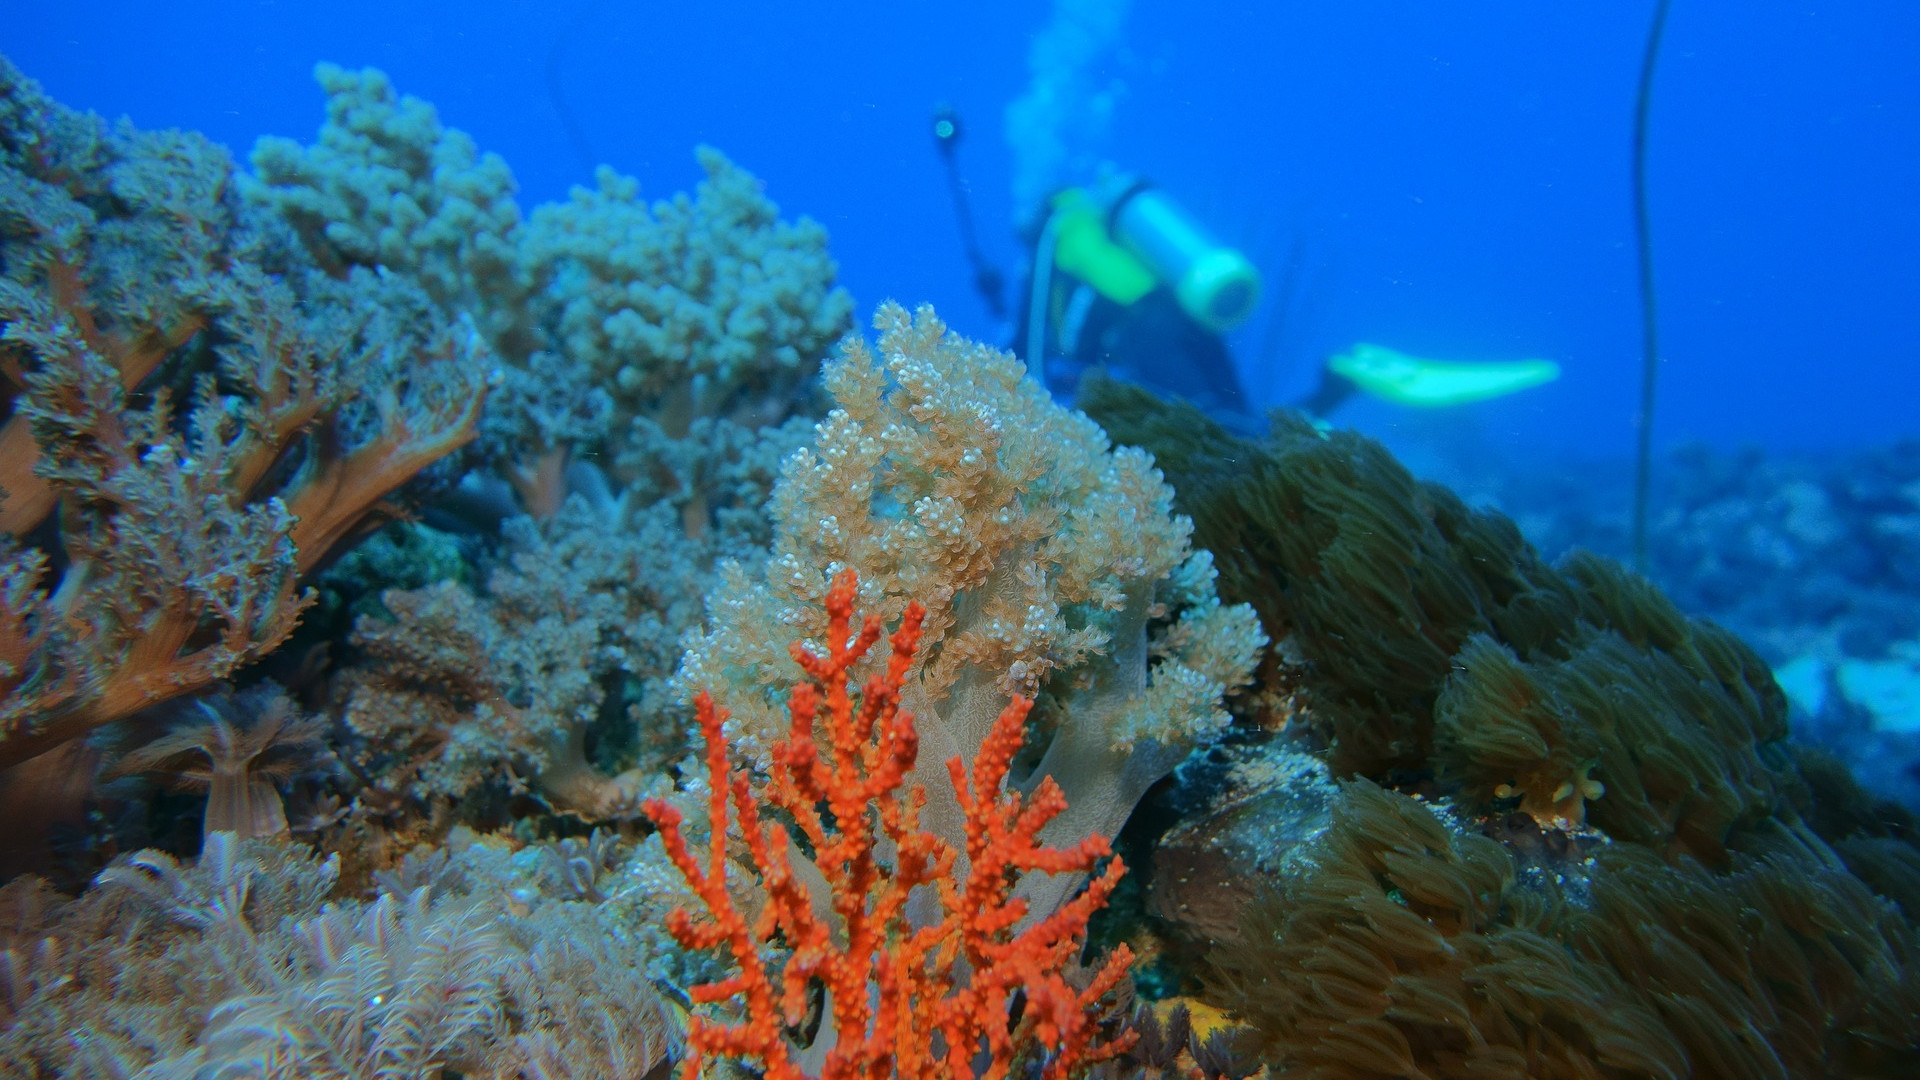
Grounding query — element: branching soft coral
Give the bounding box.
[339,497,705,819]
[646,570,1134,1079]
[521,149,853,434]
[251,64,850,540]
[0,59,491,771]
[682,302,1263,923]
[244,62,531,357]
[507,149,850,538]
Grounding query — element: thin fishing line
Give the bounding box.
[1631,0,1673,574]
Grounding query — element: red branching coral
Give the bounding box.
[644,570,1135,1079]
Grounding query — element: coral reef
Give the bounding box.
[1083,379,1786,860]
[3,41,1919,1080]
[1082,378,1920,1076]
[1482,440,1920,808]
[1210,780,1920,1079]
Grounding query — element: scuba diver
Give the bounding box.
[1019,172,1264,427]
[931,105,1560,430]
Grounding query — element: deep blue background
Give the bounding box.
[9,1,1917,465]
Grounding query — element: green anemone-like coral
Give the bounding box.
[1083,378,1920,1075]
[1209,780,1920,1079]
[1082,377,1788,862]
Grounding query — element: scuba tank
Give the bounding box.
[1099,174,1262,333]
[1037,172,1262,339]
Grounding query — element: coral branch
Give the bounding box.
[280,328,490,574]
[0,261,202,537]
[644,570,1133,1079]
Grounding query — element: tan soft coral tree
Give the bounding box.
[0,58,490,772]
[682,302,1264,920]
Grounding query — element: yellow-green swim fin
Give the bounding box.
[1329,343,1560,408]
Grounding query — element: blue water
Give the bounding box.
[14,0,1916,459]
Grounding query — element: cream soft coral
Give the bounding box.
[681,302,1264,920]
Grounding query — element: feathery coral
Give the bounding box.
[0,832,682,1077]
[645,570,1133,1079]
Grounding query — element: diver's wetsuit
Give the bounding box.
[1018,276,1255,426]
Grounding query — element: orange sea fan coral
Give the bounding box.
[644,570,1134,1080]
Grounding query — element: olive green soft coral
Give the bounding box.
[1080,377,1787,862]
[1211,781,1920,1079]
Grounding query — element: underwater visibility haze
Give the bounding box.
[1,2,1918,1076]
